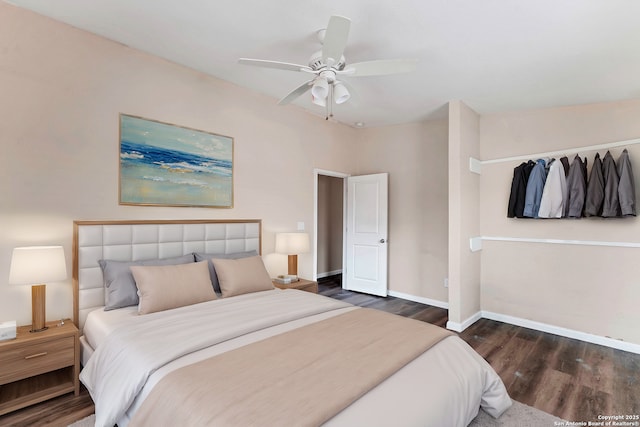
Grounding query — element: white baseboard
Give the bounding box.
[317,269,343,279]
[387,290,449,310]
[385,290,640,354]
[482,311,640,355]
[446,311,482,333]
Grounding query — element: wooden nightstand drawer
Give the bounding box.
[0,336,75,385]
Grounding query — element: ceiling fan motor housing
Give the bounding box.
[308,50,345,71]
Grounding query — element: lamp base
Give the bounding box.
[287,254,298,276]
[30,284,47,333]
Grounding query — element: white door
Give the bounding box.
[345,173,388,296]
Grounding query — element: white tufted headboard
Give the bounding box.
[73,219,261,331]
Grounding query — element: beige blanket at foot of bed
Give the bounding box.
[130,307,453,427]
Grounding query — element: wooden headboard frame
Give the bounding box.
[72,219,262,331]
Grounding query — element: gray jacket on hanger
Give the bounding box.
[564,155,586,218]
[602,151,621,217]
[617,148,636,216]
[584,153,604,217]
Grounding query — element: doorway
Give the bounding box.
[313,169,389,296]
[314,170,347,285]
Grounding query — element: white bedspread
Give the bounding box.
[81,289,511,427]
[325,336,510,426]
[80,290,351,427]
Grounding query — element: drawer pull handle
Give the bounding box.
[24,352,48,360]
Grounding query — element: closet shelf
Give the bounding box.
[482,236,640,248]
[479,137,640,165]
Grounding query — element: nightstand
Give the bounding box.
[273,278,318,294]
[0,320,79,416]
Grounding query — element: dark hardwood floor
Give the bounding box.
[2,275,638,426]
[319,275,640,424]
[0,387,93,427]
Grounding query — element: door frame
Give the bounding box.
[313,168,349,284]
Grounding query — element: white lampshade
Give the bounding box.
[333,81,350,104]
[275,233,310,255]
[311,77,329,101]
[9,246,67,285]
[312,94,326,107]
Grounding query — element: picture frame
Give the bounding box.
[119,114,234,208]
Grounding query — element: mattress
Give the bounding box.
[83,305,139,350]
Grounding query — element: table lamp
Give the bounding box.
[9,246,67,332]
[275,232,310,279]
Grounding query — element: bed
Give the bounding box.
[73,219,511,427]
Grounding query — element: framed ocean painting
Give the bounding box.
[119,114,233,208]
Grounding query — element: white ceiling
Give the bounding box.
[6,0,640,128]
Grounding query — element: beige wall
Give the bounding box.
[479,99,640,344]
[0,3,358,325]
[354,120,449,303]
[448,101,481,326]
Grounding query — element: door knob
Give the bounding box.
[379,239,386,243]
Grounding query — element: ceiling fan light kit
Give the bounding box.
[333,81,350,104]
[239,15,417,120]
[311,76,329,100]
[312,94,327,107]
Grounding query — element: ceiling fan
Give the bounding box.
[239,15,417,119]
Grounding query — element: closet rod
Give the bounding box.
[481,137,640,165]
[482,236,640,249]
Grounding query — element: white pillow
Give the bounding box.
[130,261,216,314]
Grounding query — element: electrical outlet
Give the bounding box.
[444,278,448,288]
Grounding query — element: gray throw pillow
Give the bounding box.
[99,254,195,311]
[193,250,258,294]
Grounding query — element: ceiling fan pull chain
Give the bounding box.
[329,84,334,119]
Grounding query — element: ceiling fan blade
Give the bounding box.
[340,59,418,77]
[278,81,313,105]
[239,58,312,73]
[322,16,351,66]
